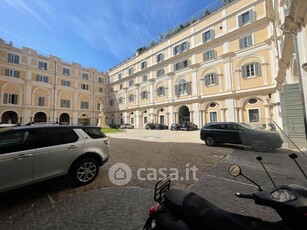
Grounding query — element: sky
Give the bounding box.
[1,0,218,72]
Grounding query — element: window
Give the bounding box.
[5,69,19,78]
[81,101,89,109]
[3,93,18,104]
[82,73,89,80]
[128,67,134,76]
[98,77,104,84]
[203,50,216,61]
[38,61,47,70]
[42,128,78,147]
[156,53,164,63]
[81,84,89,90]
[118,73,122,80]
[249,109,259,122]
[173,41,189,55]
[242,62,260,78]
[110,87,114,93]
[61,80,70,87]
[174,60,188,71]
[142,75,148,82]
[8,53,19,64]
[118,97,123,104]
[157,69,165,78]
[210,112,217,123]
[209,103,216,108]
[141,61,147,69]
[238,10,253,27]
[175,79,191,96]
[129,80,134,87]
[202,29,214,43]
[239,35,253,49]
[141,91,148,100]
[60,99,70,108]
[38,97,45,106]
[204,73,218,86]
[129,94,134,102]
[99,87,103,93]
[37,75,48,83]
[157,86,165,96]
[248,98,258,104]
[63,67,70,76]
[120,84,123,90]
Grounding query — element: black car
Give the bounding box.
[155,124,169,130]
[170,123,181,131]
[180,122,198,131]
[145,123,158,130]
[200,122,283,152]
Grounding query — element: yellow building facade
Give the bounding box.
[107,0,279,129]
[0,40,108,125]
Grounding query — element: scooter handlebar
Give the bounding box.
[235,192,254,199]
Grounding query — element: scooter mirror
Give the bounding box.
[229,164,241,177]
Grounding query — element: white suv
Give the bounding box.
[0,124,110,193]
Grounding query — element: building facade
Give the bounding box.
[0,40,108,125]
[107,0,279,130]
[1,0,306,148]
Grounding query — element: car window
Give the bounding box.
[81,127,107,139]
[0,129,40,154]
[41,128,79,147]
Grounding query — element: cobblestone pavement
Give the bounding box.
[1,129,306,229]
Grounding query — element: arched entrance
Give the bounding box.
[34,112,47,123]
[59,113,70,124]
[178,105,190,123]
[1,111,18,124]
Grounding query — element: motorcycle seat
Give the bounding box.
[164,188,187,219]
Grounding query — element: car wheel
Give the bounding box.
[205,136,215,146]
[252,139,267,152]
[70,158,99,186]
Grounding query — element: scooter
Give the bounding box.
[143,152,307,230]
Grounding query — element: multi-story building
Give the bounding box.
[107,0,279,130]
[1,0,306,149]
[0,39,108,125]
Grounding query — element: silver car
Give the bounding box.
[0,124,110,193]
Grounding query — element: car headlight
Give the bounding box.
[270,189,296,202]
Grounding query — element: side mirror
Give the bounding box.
[229,164,241,177]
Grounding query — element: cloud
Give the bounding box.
[3,0,51,29]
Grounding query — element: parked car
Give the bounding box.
[200,122,283,152]
[180,122,198,131]
[0,124,18,129]
[170,123,181,131]
[145,123,158,130]
[0,124,110,193]
[155,124,169,130]
[109,124,120,129]
[119,123,134,129]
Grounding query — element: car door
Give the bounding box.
[32,127,84,182]
[0,128,39,192]
[226,124,243,144]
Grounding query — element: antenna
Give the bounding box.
[289,153,307,181]
[256,156,277,188]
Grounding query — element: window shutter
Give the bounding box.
[249,10,254,22]
[238,15,243,27]
[173,47,176,55]
[213,73,218,84]
[214,50,217,59]
[205,75,209,86]
[202,33,205,43]
[162,87,165,96]
[186,82,191,94]
[186,41,190,50]
[175,85,179,96]
[242,66,247,78]
[239,38,244,49]
[255,62,260,76]
[5,69,9,76]
[248,35,253,46]
[210,29,215,40]
[14,95,18,104]
[4,94,8,103]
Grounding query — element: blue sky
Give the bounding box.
[1,0,217,72]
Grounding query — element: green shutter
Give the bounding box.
[255,62,260,76]
[175,85,179,96]
[186,82,191,94]
[205,75,209,86]
[213,73,218,84]
[238,15,243,27]
[242,66,247,78]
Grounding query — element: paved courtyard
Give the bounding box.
[0,129,306,229]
